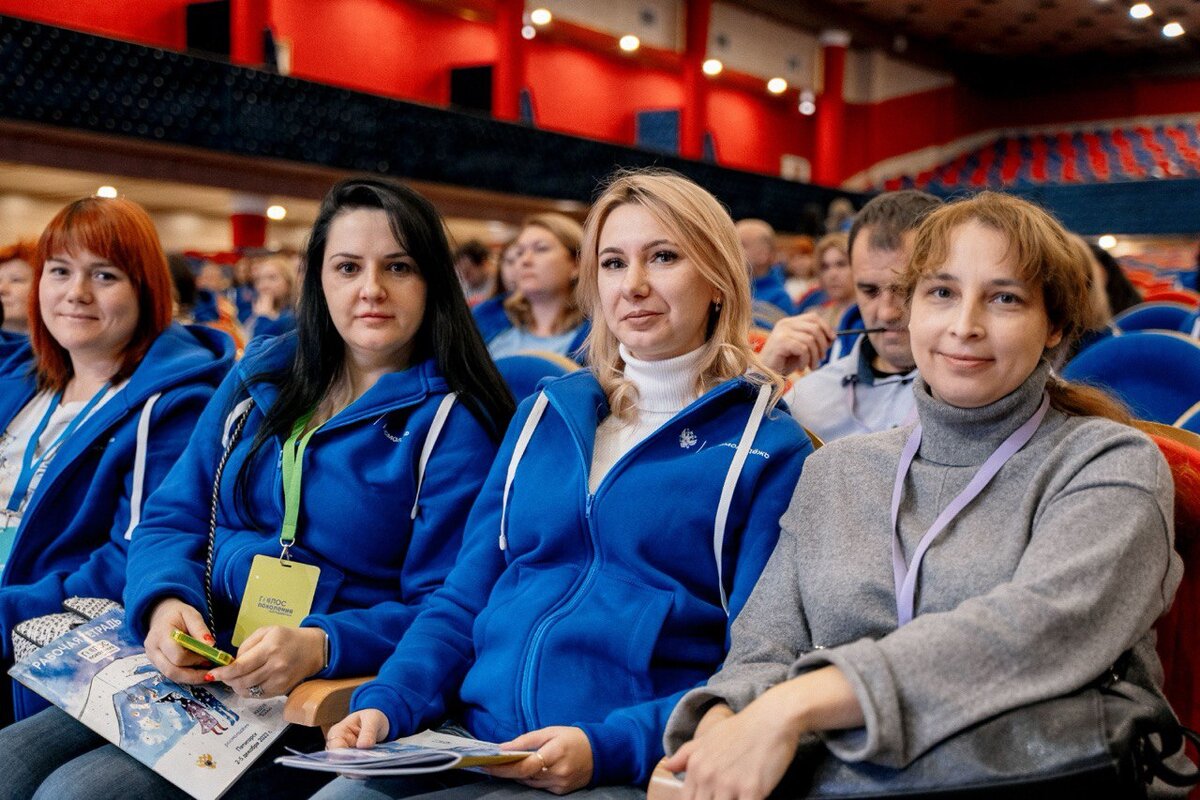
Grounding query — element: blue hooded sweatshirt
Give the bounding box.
[0,323,234,720]
[124,333,500,680]
[351,369,812,786]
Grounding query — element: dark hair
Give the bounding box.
[847,190,941,258]
[1088,243,1142,316]
[454,239,490,266]
[167,254,197,311]
[236,177,515,520]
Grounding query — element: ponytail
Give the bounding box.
[1046,373,1133,425]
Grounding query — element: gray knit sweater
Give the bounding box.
[665,363,1183,772]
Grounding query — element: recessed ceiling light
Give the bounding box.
[619,35,640,52]
[96,185,118,198]
[266,205,287,221]
[702,59,723,76]
[521,25,536,40]
[1130,3,1153,19]
[1098,234,1117,250]
[1163,21,1184,36]
[767,77,788,94]
[530,8,552,25]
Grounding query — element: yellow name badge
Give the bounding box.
[232,554,321,647]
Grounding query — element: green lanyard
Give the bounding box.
[279,409,321,557]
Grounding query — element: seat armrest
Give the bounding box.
[285,676,374,732]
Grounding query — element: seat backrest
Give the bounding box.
[1147,433,1200,735]
[1113,301,1195,333]
[1183,310,1199,339]
[1177,400,1200,434]
[1143,288,1200,309]
[1062,331,1200,424]
[494,352,576,403]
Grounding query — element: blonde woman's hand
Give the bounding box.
[485,726,594,795]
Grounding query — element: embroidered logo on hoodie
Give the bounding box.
[679,428,698,448]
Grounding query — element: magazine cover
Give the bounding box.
[9,609,288,800]
[276,729,531,777]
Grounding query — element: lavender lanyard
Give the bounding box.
[890,393,1050,626]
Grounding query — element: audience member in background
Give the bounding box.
[1089,243,1142,317]
[736,219,795,319]
[762,190,941,443]
[0,240,36,336]
[811,233,855,330]
[232,256,257,323]
[166,253,198,323]
[471,238,516,344]
[486,214,589,361]
[246,254,300,340]
[454,239,496,307]
[0,197,233,723]
[824,197,855,233]
[783,235,817,305]
[1059,236,1119,365]
[316,170,812,800]
[193,258,247,352]
[665,191,1189,800]
[0,177,515,798]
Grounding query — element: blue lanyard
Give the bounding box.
[889,393,1049,626]
[6,384,111,514]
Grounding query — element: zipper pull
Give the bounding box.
[585,493,594,519]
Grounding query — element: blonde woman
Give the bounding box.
[247,254,300,340]
[317,170,813,799]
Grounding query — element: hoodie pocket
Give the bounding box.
[530,576,676,723]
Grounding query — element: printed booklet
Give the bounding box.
[8,609,288,800]
[276,729,532,777]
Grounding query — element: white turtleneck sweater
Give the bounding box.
[587,344,705,492]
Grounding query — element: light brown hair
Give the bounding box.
[904,191,1130,423]
[502,213,586,335]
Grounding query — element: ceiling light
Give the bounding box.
[266,205,287,221]
[1098,234,1117,250]
[530,8,551,25]
[799,90,816,115]
[1163,21,1184,36]
[767,77,788,95]
[96,185,118,198]
[521,25,536,40]
[619,35,640,52]
[1130,3,1153,19]
[702,59,723,76]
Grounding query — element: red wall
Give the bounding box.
[707,86,813,175]
[0,0,189,49]
[272,0,496,105]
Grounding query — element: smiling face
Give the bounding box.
[597,203,718,361]
[321,208,427,373]
[909,220,1062,409]
[39,248,140,365]
[0,258,33,332]
[510,224,577,302]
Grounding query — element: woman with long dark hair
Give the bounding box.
[1,177,514,798]
[316,170,811,800]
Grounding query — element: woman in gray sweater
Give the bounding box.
[663,192,1188,798]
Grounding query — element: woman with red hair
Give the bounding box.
[0,196,234,722]
[0,239,37,336]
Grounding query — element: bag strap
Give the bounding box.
[204,403,252,636]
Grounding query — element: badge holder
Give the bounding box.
[232,412,322,647]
